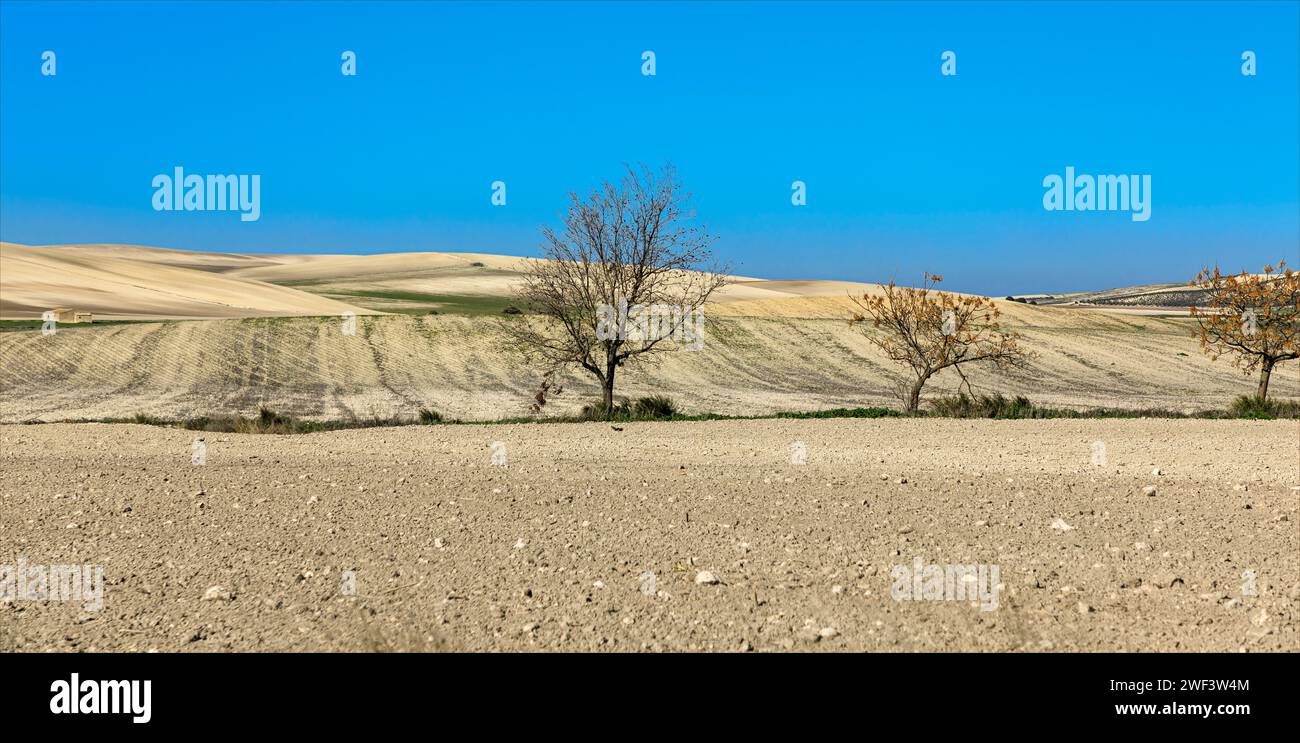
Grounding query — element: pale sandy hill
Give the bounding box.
[708,281,1056,324]
[230,251,776,309]
[1,242,1005,321]
[225,251,532,283]
[225,247,883,315]
[0,242,374,319]
[719,279,875,299]
[17,243,331,272]
[226,251,537,310]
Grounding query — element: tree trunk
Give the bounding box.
[906,378,925,413]
[602,360,617,419]
[1257,358,1274,402]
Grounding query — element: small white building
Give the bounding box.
[47,308,93,323]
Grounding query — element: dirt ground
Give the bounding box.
[1,418,1296,652]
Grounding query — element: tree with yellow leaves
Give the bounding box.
[1189,260,1299,402]
[850,273,1031,413]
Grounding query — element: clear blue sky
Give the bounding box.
[2,0,1297,295]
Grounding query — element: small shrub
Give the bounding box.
[928,393,1040,419]
[580,399,632,421]
[418,407,442,424]
[1228,395,1300,419]
[227,407,296,434]
[777,407,900,419]
[929,393,979,417]
[470,261,485,267]
[501,306,522,315]
[579,395,679,421]
[633,395,677,419]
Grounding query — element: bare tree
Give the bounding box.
[1189,260,1299,402]
[850,273,1031,412]
[506,164,728,418]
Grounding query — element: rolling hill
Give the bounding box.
[2,242,1294,422]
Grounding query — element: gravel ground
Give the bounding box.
[1,419,1296,652]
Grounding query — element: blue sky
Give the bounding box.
[1,0,1297,295]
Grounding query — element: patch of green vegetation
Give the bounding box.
[0,319,158,332]
[928,393,1041,418]
[776,407,902,419]
[1227,395,1300,420]
[633,395,677,418]
[923,393,1253,419]
[32,394,1299,434]
[578,395,681,421]
[0,320,52,332]
[70,406,446,434]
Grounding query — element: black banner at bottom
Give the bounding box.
[0,651,1286,731]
